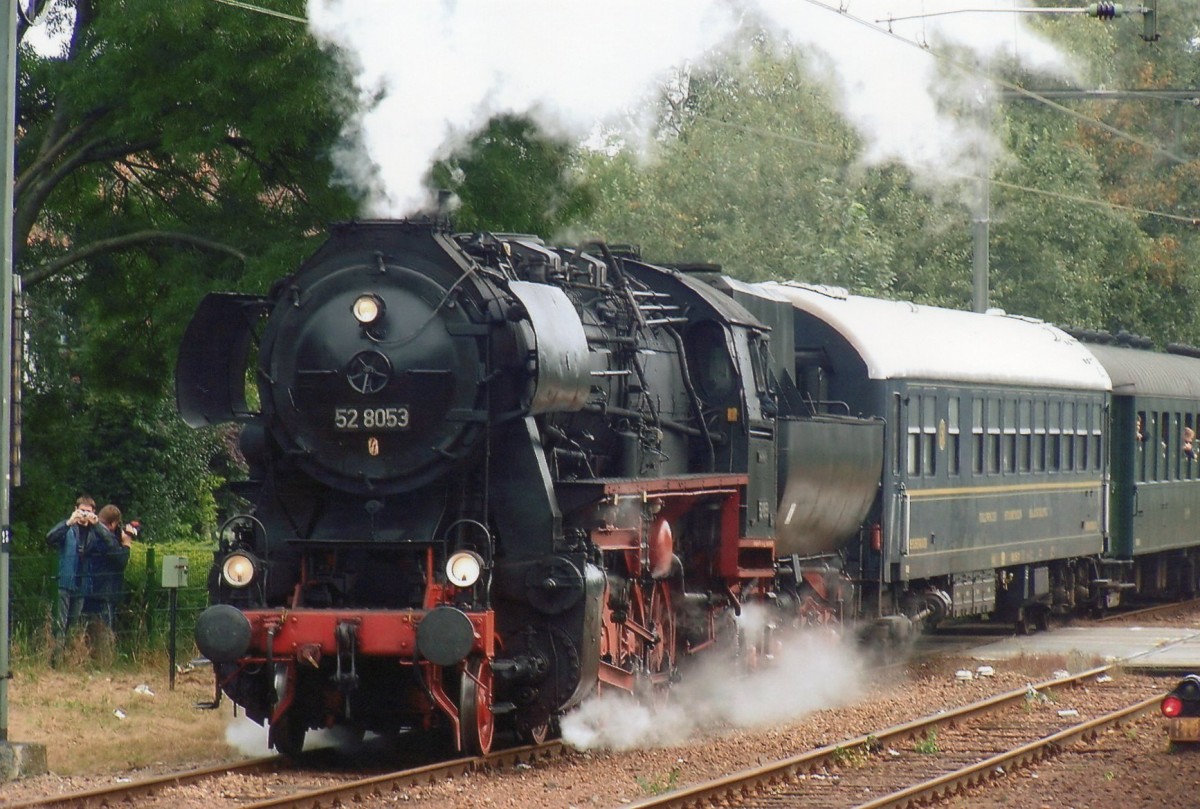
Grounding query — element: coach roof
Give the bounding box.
[1085,342,1200,399]
[752,281,1112,392]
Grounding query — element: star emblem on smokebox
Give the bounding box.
[346,351,392,395]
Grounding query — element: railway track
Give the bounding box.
[623,666,1164,809]
[3,742,563,809]
[1,756,283,809]
[1094,597,1200,624]
[16,607,1200,809]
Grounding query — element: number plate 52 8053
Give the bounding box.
[333,406,410,431]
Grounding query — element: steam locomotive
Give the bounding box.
[179,218,1200,756]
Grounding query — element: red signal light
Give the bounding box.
[1162,695,1185,718]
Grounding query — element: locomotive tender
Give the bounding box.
[179,218,1200,756]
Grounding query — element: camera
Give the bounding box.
[123,520,141,539]
[70,508,97,526]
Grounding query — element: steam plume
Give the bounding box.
[306,0,1077,215]
[561,627,867,751]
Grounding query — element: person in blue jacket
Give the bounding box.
[82,504,133,631]
[44,495,100,655]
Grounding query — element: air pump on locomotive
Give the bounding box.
[179,219,882,756]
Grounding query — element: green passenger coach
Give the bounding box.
[1086,340,1200,599]
[757,283,1113,633]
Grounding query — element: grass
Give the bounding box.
[636,767,681,795]
[914,728,940,755]
[7,644,241,775]
[831,744,869,767]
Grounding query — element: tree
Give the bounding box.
[1021,6,1200,343]
[11,1,356,561]
[430,115,596,236]
[581,47,938,295]
[578,18,1200,351]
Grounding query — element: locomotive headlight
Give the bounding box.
[221,552,258,588]
[352,294,385,325]
[445,550,484,588]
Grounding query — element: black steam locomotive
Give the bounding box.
[180,218,1200,757]
[179,219,882,755]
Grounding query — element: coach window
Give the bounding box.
[922,395,936,477]
[1136,410,1147,482]
[1176,410,1185,480]
[1019,399,1032,473]
[1063,401,1076,472]
[1046,398,1065,470]
[1000,399,1015,473]
[1168,412,1177,479]
[973,398,984,475]
[1034,400,1047,472]
[907,397,921,476]
[1187,414,1196,478]
[1149,412,1161,481]
[892,394,902,476]
[1180,412,1186,478]
[1156,410,1166,480]
[1077,403,1090,471]
[987,398,1001,474]
[1166,412,1173,478]
[948,398,961,475]
[1193,413,1199,476]
[1092,403,1103,472]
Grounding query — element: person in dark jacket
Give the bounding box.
[82,504,133,630]
[44,495,100,648]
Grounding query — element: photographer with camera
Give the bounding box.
[44,495,101,662]
[82,504,135,632]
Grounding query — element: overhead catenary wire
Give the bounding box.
[877,5,1148,25]
[693,114,1200,226]
[211,0,305,24]
[775,0,1200,222]
[799,0,1187,164]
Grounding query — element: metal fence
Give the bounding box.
[12,548,213,663]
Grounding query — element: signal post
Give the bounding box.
[0,0,47,781]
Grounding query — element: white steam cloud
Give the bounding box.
[561,627,866,751]
[226,715,272,756]
[224,715,366,756]
[306,0,1078,216]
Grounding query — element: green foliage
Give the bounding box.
[914,728,940,755]
[120,538,214,654]
[583,47,899,290]
[831,743,869,768]
[11,1,353,637]
[431,115,597,235]
[9,388,225,637]
[635,767,681,796]
[18,0,356,388]
[578,19,1200,351]
[14,391,224,544]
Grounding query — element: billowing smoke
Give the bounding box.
[560,616,867,751]
[306,0,1077,216]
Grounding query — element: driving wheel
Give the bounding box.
[459,657,495,755]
